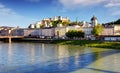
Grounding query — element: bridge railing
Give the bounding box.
[0,36,24,38]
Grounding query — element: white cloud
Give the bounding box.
[58,0,120,9]
[0,3,19,17]
[105,3,120,7]
[58,0,120,16]
[105,0,120,7]
[112,10,120,15]
[0,3,4,8]
[58,0,105,9]
[0,3,36,28]
[104,0,120,16]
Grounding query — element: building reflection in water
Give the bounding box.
[41,44,49,61]
[0,43,119,73]
[42,44,45,58]
[30,44,35,64]
[74,48,80,67]
[8,43,13,64]
[57,45,69,58]
[27,43,48,64]
[57,45,69,68]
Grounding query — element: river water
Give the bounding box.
[0,42,120,73]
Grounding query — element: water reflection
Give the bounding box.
[8,43,13,65]
[0,43,120,73]
[30,44,35,64]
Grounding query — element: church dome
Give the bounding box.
[91,15,97,21]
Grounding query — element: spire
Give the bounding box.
[91,15,98,27]
[76,17,78,25]
[91,15,97,21]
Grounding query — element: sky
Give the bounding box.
[0,0,120,28]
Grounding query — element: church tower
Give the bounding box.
[91,15,98,27]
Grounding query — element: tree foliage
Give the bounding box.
[62,21,69,26]
[51,20,62,27]
[107,19,120,25]
[66,30,84,39]
[115,19,120,24]
[40,25,44,28]
[91,24,103,36]
[69,22,81,26]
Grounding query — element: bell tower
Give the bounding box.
[91,15,98,27]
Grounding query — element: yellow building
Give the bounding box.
[55,27,66,39]
[66,25,81,32]
[114,25,120,35]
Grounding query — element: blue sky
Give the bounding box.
[0,0,120,28]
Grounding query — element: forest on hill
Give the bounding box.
[107,19,120,25]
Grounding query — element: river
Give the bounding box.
[0,42,120,73]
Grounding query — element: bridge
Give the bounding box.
[0,36,24,43]
[0,36,24,38]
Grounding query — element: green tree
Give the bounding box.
[69,22,77,26]
[92,24,103,36]
[65,30,73,39]
[51,21,57,27]
[77,30,84,38]
[51,20,62,27]
[40,25,44,28]
[66,30,84,39]
[69,21,81,26]
[107,19,120,25]
[115,19,120,24]
[62,21,69,26]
